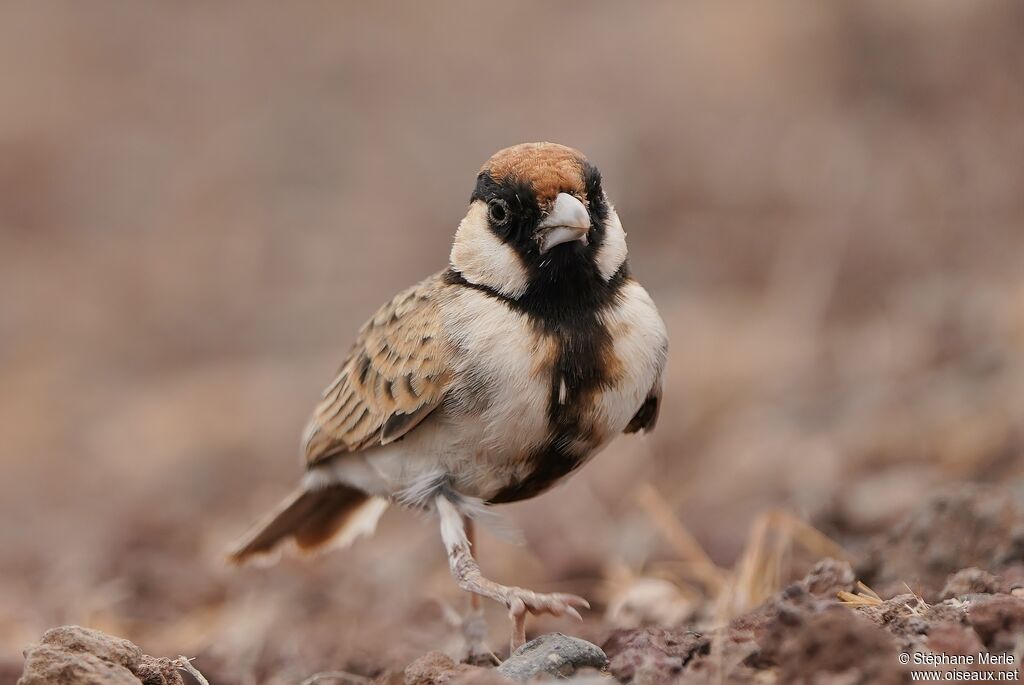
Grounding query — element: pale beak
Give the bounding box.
[538,193,591,253]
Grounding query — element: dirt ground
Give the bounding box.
[15,487,1024,683]
[2,2,1024,684]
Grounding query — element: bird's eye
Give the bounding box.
[487,199,510,226]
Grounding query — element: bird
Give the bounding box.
[229,142,668,653]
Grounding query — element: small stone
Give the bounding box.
[496,633,607,682]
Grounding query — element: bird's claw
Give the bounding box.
[503,588,589,649]
[505,588,589,622]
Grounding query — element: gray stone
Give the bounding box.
[497,633,608,682]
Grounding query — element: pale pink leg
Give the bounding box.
[436,497,589,651]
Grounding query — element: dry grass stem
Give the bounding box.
[837,590,884,607]
[175,656,211,685]
[636,484,728,594]
[715,509,853,621]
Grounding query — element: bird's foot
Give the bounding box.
[502,587,590,650]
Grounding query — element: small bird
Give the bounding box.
[230,142,668,652]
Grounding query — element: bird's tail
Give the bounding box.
[228,483,389,564]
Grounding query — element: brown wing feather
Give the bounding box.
[303,272,453,465]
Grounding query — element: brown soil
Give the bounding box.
[18,487,1024,684]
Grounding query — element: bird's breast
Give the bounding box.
[439,280,667,503]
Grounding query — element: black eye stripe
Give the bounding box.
[469,168,613,261]
[582,162,609,225]
[471,172,539,242]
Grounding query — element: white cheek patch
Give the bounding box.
[596,205,628,281]
[449,202,530,298]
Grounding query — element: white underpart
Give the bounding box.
[442,289,552,460]
[303,453,388,494]
[394,469,452,509]
[436,495,469,554]
[450,201,529,298]
[596,205,628,281]
[596,280,668,427]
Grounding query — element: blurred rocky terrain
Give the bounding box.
[1,2,1023,683]
[16,486,1024,683]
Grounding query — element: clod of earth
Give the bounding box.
[602,627,709,684]
[18,626,185,685]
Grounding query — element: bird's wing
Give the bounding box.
[303,272,453,465]
[624,378,662,434]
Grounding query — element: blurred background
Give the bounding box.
[1,1,1023,683]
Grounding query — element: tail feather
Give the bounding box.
[229,484,387,563]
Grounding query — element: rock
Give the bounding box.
[17,626,184,685]
[926,622,987,657]
[496,633,607,682]
[38,626,143,671]
[18,645,141,685]
[603,627,707,684]
[800,558,856,597]
[771,605,905,685]
[966,595,1024,652]
[940,568,1003,599]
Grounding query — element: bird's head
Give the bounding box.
[450,142,628,301]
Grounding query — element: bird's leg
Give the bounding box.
[458,516,489,661]
[436,496,589,652]
[465,517,481,613]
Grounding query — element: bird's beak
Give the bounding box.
[538,193,591,254]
